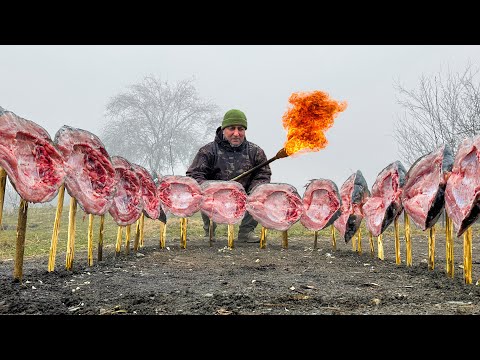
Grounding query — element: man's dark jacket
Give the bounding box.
[186,127,271,193]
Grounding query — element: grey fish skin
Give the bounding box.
[151,171,167,223]
[445,135,480,237]
[334,170,370,243]
[363,160,407,237]
[346,170,370,243]
[401,144,453,231]
[425,145,454,229]
[344,214,363,243]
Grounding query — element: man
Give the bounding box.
[186,109,272,243]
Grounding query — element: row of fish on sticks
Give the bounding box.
[0,108,479,243]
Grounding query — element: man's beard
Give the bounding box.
[228,139,242,147]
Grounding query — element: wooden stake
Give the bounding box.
[134,218,141,251]
[463,226,472,284]
[115,226,123,254]
[0,167,7,228]
[87,214,94,266]
[209,218,214,247]
[13,199,28,282]
[160,221,166,249]
[445,211,453,277]
[369,231,375,257]
[282,230,288,249]
[227,223,234,249]
[86,214,95,265]
[377,234,384,260]
[65,197,77,271]
[98,214,105,261]
[331,225,336,250]
[404,212,412,266]
[445,211,454,278]
[445,212,451,275]
[351,230,357,251]
[180,217,187,249]
[394,216,401,265]
[48,184,65,272]
[139,212,145,247]
[428,225,435,271]
[357,227,362,254]
[125,224,131,254]
[313,230,318,249]
[260,226,267,249]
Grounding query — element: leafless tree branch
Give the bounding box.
[393,63,480,167]
[100,75,220,176]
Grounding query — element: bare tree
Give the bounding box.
[100,75,221,175]
[393,63,480,167]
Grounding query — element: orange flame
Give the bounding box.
[282,90,347,156]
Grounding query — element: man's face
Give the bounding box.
[223,125,246,147]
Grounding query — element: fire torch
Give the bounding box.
[230,148,289,182]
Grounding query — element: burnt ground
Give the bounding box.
[1,230,480,317]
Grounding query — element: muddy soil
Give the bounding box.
[1,231,480,316]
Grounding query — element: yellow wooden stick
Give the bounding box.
[125,224,131,254]
[0,167,7,227]
[227,223,234,249]
[209,218,214,246]
[13,199,28,282]
[404,212,412,266]
[260,226,267,249]
[282,230,288,249]
[463,226,472,284]
[180,217,187,249]
[87,214,94,266]
[445,211,454,278]
[133,218,141,251]
[48,184,65,272]
[369,231,374,257]
[115,226,123,254]
[98,214,105,261]
[351,230,357,251]
[445,212,451,275]
[331,225,336,250]
[394,216,401,265]
[377,234,384,260]
[139,212,145,247]
[357,227,362,254]
[65,197,77,271]
[445,213,449,275]
[428,225,435,271]
[160,221,166,249]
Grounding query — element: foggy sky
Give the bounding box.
[1,45,479,196]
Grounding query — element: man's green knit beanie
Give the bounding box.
[221,109,247,130]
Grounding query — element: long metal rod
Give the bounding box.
[230,148,288,182]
